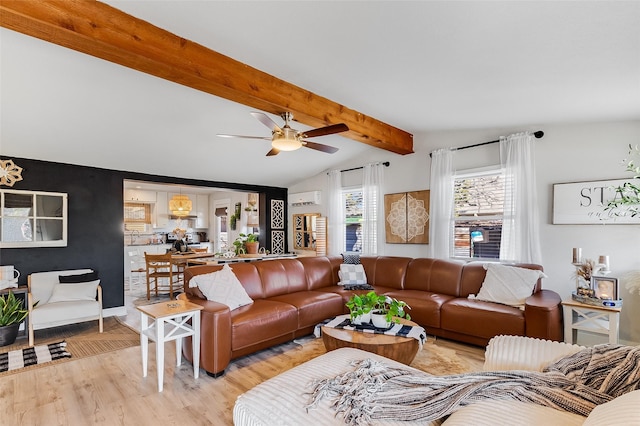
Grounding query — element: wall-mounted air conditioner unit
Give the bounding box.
[288,191,321,206]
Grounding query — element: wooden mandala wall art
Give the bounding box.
[0,159,23,187]
[384,190,430,244]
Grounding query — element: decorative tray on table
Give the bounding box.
[571,292,623,308]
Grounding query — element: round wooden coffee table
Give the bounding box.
[321,318,420,365]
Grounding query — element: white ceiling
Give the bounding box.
[2,1,639,188]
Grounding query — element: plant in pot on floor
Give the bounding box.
[0,291,29,347]
[370,294,411,329]
[346,291,378,325]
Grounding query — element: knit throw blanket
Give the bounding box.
[306,344,640,425]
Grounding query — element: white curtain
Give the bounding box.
[362,162,385,255]
[326,170,344,256]
[499,132,542,264]
[429,148,455,259]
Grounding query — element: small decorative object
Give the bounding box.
[0,291,29,346]
[592,276,619,300]
[572,247,582,264]
[574,258,596,291]
[0,159,23,187]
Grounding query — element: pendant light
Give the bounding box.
[169,191,192,217]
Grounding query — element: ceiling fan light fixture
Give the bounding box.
[272,134,302,151]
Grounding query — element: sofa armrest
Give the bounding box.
[178,294,232,376]
[484,335,585,372]
[524,289,563,341]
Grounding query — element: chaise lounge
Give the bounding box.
[180,255,562,377]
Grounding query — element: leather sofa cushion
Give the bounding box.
[230,299,298,350]
[255,259,308,298]
[299,256,342,290]
[270,291,344,328]
[361,256,411,290]
[384,290,455,328]
[442,298,525,339]
[405,258,465,296]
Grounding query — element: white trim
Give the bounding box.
[103,306,127,317]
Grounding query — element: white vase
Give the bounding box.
[371,310,391,329]
[352,311,371,325]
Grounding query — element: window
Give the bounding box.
[342,189,363,252]
[0,189,67,248]
[453,168,505,259]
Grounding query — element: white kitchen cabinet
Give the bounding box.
[195,194,209,229]
[154,191,169,228]
[124,189,156,203]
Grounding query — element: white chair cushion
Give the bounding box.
[475,263,547,307]
[47,280,99,303]
[30,300,100,328]
[189,264,253,310]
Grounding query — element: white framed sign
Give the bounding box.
[553,178,640,224]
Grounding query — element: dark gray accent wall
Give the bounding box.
[0,157,287,309]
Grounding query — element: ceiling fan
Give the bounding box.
[217,112,349,156]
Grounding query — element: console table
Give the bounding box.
[562,299,621,345]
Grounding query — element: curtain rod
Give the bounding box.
[429,131,544,158]
[327,161,390,174]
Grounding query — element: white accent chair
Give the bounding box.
[27,269,103,347]
[127,249,146,291]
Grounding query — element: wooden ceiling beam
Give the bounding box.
[0,0,414,154]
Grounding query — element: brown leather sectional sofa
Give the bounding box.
[180,255,563,377]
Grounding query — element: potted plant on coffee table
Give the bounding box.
[370,294,411,329]
[346,291,377,325]
[0,291,29,347]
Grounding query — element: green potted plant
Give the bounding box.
[0,291,29,346]
[233,233,259,255]
[370,293,411,329]
[345,291,377,324]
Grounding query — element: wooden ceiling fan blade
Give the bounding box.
[302,123,349,139]
[266,148,280,156]
[250,112,282,133]
[302,140,339,154]
[217,134,271,140]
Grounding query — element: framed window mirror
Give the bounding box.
[0,189,68,248]
[293,213,326,255]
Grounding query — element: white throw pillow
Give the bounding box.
[583,390,640,425]
[189,264,253,310]
[338,264,367,285]
[47,280,100,303]
[475,263,547,307]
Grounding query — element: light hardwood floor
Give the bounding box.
[1,285,486,425]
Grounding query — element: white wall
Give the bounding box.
[290,120,640,344]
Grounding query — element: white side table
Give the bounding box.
[137,300,203,392]
[562,299,621,345]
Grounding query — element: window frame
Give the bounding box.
[452,165,505,261]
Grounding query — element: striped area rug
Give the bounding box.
[0,341,71,372]
[0,317,139,376]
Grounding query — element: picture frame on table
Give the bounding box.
[592,276,618,300]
